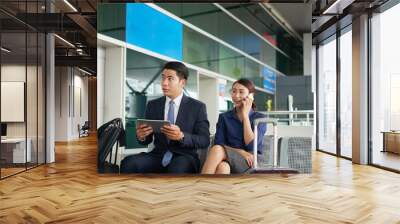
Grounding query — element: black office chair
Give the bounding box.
[79,121,90,138]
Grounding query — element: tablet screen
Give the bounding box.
[136,119,170,133]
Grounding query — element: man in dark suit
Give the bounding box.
[120,61,210,174]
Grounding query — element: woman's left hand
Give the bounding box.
[240,150,254,168]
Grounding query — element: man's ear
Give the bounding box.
[180,79,186,87]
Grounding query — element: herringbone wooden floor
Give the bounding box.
[1,135,400,224]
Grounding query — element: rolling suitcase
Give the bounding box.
[97,118,126,173]
[249,118,298,174]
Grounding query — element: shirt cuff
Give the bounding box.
[245,140,254,151]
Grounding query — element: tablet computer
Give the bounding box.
[136,119,171,133]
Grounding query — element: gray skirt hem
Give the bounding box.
[222,145,251,174]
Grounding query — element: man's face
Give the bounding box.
[161,69,185,99]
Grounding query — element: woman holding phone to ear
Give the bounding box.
[201,78,267,174]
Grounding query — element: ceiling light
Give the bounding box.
[323,0,341,14]
[63,0,78,12]
[54,34,75,48]
[1,47,11,53]
[322,0,354,15]
[78,67,92,76]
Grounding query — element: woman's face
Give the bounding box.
[230,83,250,107]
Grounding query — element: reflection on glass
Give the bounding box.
[318,37,337,154]
[97,3,126,41]
[183,27,219,73]
[254,90,271,112]
[125,50,164,149]
[218,45,244,79]
[157,3,303,76]
[185,69,198,99]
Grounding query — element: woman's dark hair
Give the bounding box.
[162,61,189,80]
[232,78,257,110]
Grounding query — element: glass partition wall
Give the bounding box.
[316,25,353,159]
[317,35,337,155]
[316,1,400,172]
[370,3,400,171]
[0,2,46,179]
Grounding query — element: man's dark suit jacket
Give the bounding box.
[138,94,210,171]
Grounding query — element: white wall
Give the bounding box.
[1,64,46,163]
[1,65,36,137]
[55,67,68,141]
[54,67,89,141]
[72,72,89,138]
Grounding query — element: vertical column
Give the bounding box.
[303,33,312,76]
[336,30,341,157]
[46,32,55,163]
[352,14,369,164]
[311,43,317,150]
[103,47,125,124]
[304,33,316,149]
[97,47,105,128]
[198,77,219,135]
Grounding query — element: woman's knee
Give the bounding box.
[208,145,226,160]
[216,161,230,174]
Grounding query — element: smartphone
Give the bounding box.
[242,94,254,102]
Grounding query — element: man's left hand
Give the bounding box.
[161,124,184,141]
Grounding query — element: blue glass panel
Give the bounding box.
[126,4,183,60]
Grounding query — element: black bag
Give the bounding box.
[97,118,126,173]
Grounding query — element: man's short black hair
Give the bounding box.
[162,61,189,80]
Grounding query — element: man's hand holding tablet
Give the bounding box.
[161,124,184,141]
[136,119,170,141]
